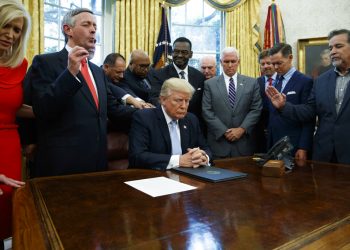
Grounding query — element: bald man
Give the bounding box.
[200,56,217,80]
[123,49,153,103]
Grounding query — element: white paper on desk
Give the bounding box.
[124,176,197,197]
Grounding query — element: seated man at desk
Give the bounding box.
[129,78,211,170]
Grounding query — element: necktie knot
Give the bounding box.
[179,71,185,79]
[275,75,284,92]
[228,77,236,107]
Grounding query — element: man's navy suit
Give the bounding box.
[148,64,205,123]
[122,67,151,102]
[30,49,134,177]
[282,69,350,164]
[129,107,211,170]
[268,70,314,154]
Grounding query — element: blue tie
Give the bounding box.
[228,77,236,107]
[169,120,182,155]
[179,71,185,79]
[275,75,284,92]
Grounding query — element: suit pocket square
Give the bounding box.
[286,91,296,95]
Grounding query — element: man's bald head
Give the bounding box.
[128,49,151,78]
[199,56,217,79]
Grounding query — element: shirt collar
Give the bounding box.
[334,67,350,76]
[223,72,238,83]
[264,72,277,81]
[161,105,176,124]
[173,63,189,76]
[281,67,296,82]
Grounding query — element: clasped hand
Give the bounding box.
[179,147,208,168]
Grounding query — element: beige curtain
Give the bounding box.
[22,0,44,65]
[225,0,262,77]
[115,0,162,62]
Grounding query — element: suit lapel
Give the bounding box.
[216,75,231,109]
[169,64,180,78]
[156,107,172,152]
[77,71,98,111]
[327,72,338,117]
[282,71,297,95]
[232,74,245,113]
[179,118,189,153]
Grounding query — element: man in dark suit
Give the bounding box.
[149,37,206,127]
[266,29,350,164]
[202,47,262,159]
[268,43,314,160]
[123,49,153,102]
[129,78,211,170]
[29,8,134,177]
[255,49,277,153]
[102,52,153,109]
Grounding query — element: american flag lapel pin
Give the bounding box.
[183,125,187,129]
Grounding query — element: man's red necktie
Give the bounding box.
[81,59,99,108]
[267,77,273,86]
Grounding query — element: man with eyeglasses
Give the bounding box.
[202,47,262,159]
[103,52,153,109]
[267,43,314,161]
[149,37,206,130]
[123,49,153,103]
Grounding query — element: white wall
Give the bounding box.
[259,0,350,66]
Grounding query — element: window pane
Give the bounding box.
[91,45,101,65]
[44,38,59,53]
[171,0,223,71]
[95,15,102,44]
[186,0,203,25]
[60,0,80,9]
[171,5,186,25]
[45,0,59,4]
[44,4,59,21]
[44,20,59,38]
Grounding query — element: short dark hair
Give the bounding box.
[173,37,192,50]
[258,49,270,62]
[103,53,125,66]
[328,29,350,43]
[269,43,292,58]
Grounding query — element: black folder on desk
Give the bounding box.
[172,166,247,182]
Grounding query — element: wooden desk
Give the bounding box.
[13,157,350,249]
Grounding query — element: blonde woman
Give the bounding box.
[0,0,32,240]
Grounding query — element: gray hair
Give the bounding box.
[61,8,93,43]
[160,78,194,98]
[220,47,240,60]
[129,49,149,64]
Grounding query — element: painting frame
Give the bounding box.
[297,37,329,78]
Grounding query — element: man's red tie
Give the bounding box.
[81,59,99,108]
[267,77,273,86]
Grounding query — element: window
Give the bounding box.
[43,0,104,64]
[170,0,224,73]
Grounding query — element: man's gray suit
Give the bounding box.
[202,74,262,158]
